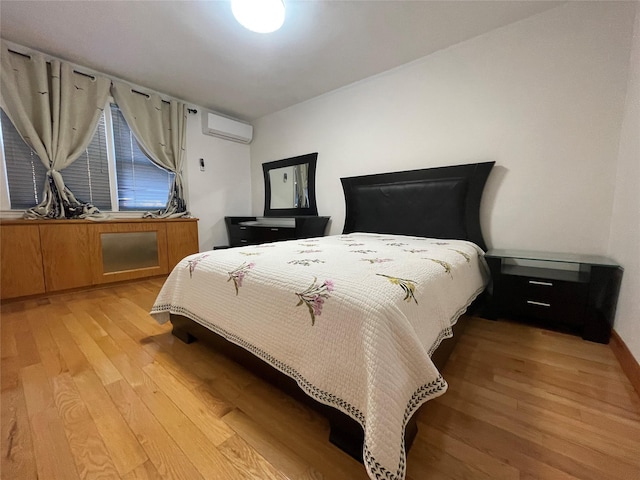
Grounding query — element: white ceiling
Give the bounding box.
[0,1,562,121]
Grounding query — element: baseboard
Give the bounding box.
[610,329,640,398]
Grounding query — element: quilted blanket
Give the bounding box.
[151,233,489,480]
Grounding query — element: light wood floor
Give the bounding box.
[2,278,639,480]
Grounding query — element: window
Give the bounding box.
[110,104,173,211]
[0,104,172,212]
[1,109,111,210]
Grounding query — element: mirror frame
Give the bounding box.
[263,152,318,217]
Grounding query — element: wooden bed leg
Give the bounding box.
[172,326,197,344]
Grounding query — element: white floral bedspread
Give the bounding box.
[151,233,489,480]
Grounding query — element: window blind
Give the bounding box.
[0,109,112,210]
[110,104,173,211]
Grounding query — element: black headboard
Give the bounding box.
[341,161,494,251]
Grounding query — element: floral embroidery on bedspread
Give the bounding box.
[361,258,393,264]
[186,254,209,278]
[377,274,418,304]
[288,259,326,267]
[449,249,471,263]
[227,262,255,295]
[295,277,334,325]
[423,258,453,277]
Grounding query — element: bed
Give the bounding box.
[151,161,494,480]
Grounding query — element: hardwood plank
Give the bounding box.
[231,379,369,480]
[1,355,20,392]
[133,379,246,480]
[415,424,520,480]
[406,434,497,480]
[52,373,121,479]
[295,467,326,480]
[27,310,68,378]
[223,408,310,479]
[93,331,244,479]
[430,381,639,480]
[29,408,82,480]
[105,379,205,480]
[72,369,147,476]
[62,312,123,386]
[15,321,41,369]
[1,317,19,358]
[218,433,290,480]
[121,459,163,480]
[87,309,156,370]
[419,401,606,480]
[47,313,92,377]
[1,387,37,480]
[141,361,235,445]
[21,363,81,480]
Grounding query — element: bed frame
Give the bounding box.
[170,161,495,461]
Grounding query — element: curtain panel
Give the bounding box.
[111,81,189,218]
[0,42,110,219]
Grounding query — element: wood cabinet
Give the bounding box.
[40,223,94,291]
[0,218,199,301]
[224,216,330,247]
[165,220,200,269]
[485,249,622,344]
[0,223,46,298]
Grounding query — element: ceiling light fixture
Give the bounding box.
[231,0,285,34]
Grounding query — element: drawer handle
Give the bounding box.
[240,239,248,243]
[527,300,551,308]
[240,226,247,230]
[529,280,553,286]
[270,228,279,231]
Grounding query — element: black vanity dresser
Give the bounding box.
[225,152,330,247]
[485,249,623,344]
[225,216,330,246]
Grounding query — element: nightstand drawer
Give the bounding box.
[501,275,588,326]
[228,225,254,246]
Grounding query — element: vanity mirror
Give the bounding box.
[263,152,318,216]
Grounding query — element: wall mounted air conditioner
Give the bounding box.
[201,111,253,144]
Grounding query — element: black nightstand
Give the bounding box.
[485,249,622,344]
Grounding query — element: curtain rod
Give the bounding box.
[8,48,96,80]
[5,42,198,113]
[130,88,197,114]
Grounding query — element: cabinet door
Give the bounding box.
[166,220,199,270]
[40,223,93,292]
[0,224,46,299]
[90,222,169,284]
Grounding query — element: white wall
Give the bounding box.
[250,3,635,257]
[185,112,251,252]
[608,6,640,362]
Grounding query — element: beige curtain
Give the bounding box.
[0,42,110,218]
[111,81,189,218]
